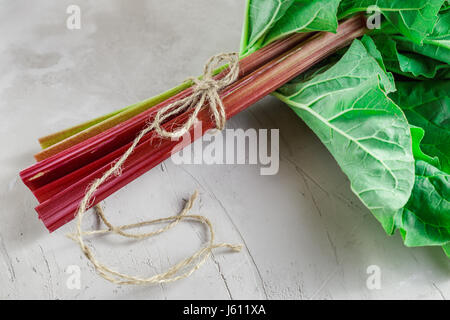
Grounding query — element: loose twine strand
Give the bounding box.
[67,53,242,285]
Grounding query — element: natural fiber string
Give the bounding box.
[67,53,242,285]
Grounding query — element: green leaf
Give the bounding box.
[338,0,445,44]
[443,243,450,257]
[409,126,441,168]
[428,9,450,42]
[240,0,295,55]
[397,51,450,79]
[262,0,341,46]
[369,10,450,79]
[441,1,450,12]
[394,160,450,247]
[398,53,449,79]
[390,81,450,174]
[360,35,396,85]
[372,35,450,79]
[418,9,450,63]
[241,1,447,55]
[395,19,450,65]
[274,39,415,233]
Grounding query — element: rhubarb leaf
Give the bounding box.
[242,0,446,55]
[274,38,415,233]
[409,126,441,169]
[369,9,450,79]
[395,52,450,79]
[371,35,450,79]
[394,160,450,247]
[338,0,445,44]
[444,243,450,257]
[390,81,450,174]
[426,8,450,44]
[241,0,295,55]
[262,0,341,46]
[241,0,343,55]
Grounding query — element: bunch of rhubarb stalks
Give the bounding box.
[20,17,366,232]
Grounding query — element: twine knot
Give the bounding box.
[68,53,242,285]
[191,78,219,91]
[152,52,239,138]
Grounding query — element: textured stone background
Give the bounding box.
[0,0,448,299]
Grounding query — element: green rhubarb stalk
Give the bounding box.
[38,80,192,150]
[36,29,315,161]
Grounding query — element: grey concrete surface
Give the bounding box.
[0,0,448,299]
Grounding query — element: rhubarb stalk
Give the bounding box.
[34,32,312,162]
[22,33,313,190]
[33,16,367,231]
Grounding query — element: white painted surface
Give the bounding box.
[0,0,448,300]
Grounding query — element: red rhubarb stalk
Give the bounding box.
[21,33,312,192]
[32,32,312,162]
[35,16,367,231]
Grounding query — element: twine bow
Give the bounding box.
[153,52,240,139]
[68,52,242,285]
